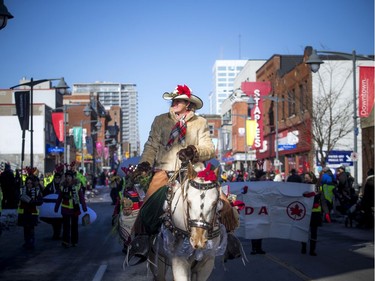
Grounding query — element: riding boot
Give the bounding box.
[309,240,317,256]
[128,235,150,265]
[301,242,307,254]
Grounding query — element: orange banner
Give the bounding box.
[359,66,374,118]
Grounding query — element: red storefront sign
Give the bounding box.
[241,81,272,151]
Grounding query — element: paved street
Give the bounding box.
[0,186,373,281]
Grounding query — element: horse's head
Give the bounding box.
[185,163,222,249]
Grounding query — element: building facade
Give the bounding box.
[0,77,64,174]
[72,82,140,157]
[256,53,313,176]
[220,48,374,186]
[209,60,247,114]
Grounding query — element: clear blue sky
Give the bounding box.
[1,0,374,147]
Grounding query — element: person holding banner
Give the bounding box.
[250,170,267,255]
[301,172,322,256]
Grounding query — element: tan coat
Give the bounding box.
[140,108,215,172]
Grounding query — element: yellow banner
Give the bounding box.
[246,119,257,146]
[76,153,93,162]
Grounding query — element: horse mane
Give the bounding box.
[187,162,197,180]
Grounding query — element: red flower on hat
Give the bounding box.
[197,163,217,181]
[176,84,191,98]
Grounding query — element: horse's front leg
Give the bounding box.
[149,250,168,281]
[171,257,191,281]
[191,256,215,281]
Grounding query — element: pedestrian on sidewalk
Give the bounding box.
[54,167,87,248]
[17,174,43,250]
[359,168,374,228]
[319,167,335,222]
[286,168,302,183]
[0,162,17,209]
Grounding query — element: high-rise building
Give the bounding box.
[209,60,247,114]
[72,82,140,156]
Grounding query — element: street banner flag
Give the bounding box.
[246,119,257,146]
[51,112,64,142]
[73,127,82,150]
[359,66,374,118]
[96,141,103,157]
[225,181,314,242]
[14,91,30,131]
[104,146,109,160]
[86,136,93,155]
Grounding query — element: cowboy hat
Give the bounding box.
[162,84,203,110]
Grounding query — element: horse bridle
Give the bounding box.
[186,179,221,239]
[164,168,221,240]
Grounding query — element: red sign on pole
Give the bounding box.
[52,112,64,142]
[241,81,272,151]
[359,66,374,118]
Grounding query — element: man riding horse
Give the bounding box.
[130,84,238,260]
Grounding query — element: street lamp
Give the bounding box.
[83,95,101,179]
[11,78,69,168]
[0,0,13,30]
[79,119,102,171]
[222,94,255,176]
[261,95,291,171]
[53,103,81,169]
[306,48,374,188]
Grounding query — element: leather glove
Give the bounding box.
[178,145,196,164]
[303,191,316,198]
[136,161,151,173]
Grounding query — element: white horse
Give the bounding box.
[148,162,227,281]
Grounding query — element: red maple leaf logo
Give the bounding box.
[290,204,303,217]
[286,201,306,221]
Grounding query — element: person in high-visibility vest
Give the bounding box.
[76,169,87,192]
[41,172,63,240]
[302,172,322,256]
[17,175,43,250]
[54,169,87,248]
[320,167,336,222]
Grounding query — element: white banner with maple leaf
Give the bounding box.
[223,181,315,242]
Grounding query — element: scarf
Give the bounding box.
[166,115,187,150]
